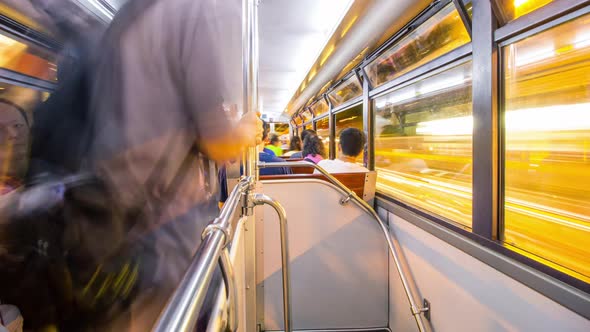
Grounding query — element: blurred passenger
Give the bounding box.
[290,129,316,159]
[0,101,29,194]
[28,0,257,330]
[0,89,38,195]
[265,133,283,156]
[317,128,368,173]
[283,136,302,157]
[302,134,325,164]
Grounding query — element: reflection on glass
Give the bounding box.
[503,13,590,283]
[315,116,330,156]
[0,2,54,36]
[328,75,362,107]
[374,61,473,227]
[495,0,553,23]
[300,109,313,123]
[364,3,470,88]
[274,123,290,136]
[0,31,57,81]
[310,99,329,117]
[0,83,44,195]
[293,115,303,126]
[335,104,364,165]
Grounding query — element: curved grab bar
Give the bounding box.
[252,193,293,332]
[259,161,431,332]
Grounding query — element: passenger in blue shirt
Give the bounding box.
[219,120,291,203]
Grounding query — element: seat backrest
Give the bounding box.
[260,171,376,203]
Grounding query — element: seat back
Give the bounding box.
[260,171,376,203]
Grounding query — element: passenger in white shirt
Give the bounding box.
[316,128,369,173]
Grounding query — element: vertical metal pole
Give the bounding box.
[327,97,336,160]
[242,1,260,332]
[362,71,375,171]
[472,0,499,239]
[243,0,259,180]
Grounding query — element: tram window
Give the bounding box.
[0,1,54,36]
[364,2,470,89]
[310,98,329,117]
[335,104,364,165]
[0,31,57,81]
[502,13,590,283]
[328,75,362,107]
[294,115,303,127]
[300,109,313,123]
[315,116,330,156]
[274,123,290,136]
[495,0,554,23]
[0,82,46,195]
[374,61,473,228]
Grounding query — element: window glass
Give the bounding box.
[328,75,362,107]
[315,116,330,157]
[293,115,303,126]
[0,1,54,36]
[335,104,364,165]
[310,98,329,117]
[0,31,57,81]
[300,109,313,123]
[495,0,553,23]
[374,61,473,227]
[274,123,290,136]
[0,82,47,195]
[503,13,590,283]
[364,2,470,88]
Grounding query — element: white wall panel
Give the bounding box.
[388,212,590,332]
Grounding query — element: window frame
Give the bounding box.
[0,16,59,90]
[308,0,590,311]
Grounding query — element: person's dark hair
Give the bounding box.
[339,128,365,157]
[289,136,301,151]
[302,134,325,158]
[262,120,271,141]
[300,129,316,143]
[269,133,280,145]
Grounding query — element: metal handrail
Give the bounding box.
[252,193,293,332]
[151,177,251,332]
[259,161,432,332]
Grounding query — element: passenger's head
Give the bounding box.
[338,128,365,158]
[0,100,31,179]
[269,133,280,146]
[302,134,325,158]
[261,120,271,142]
[300,129,316,143]
[289,136,301,151]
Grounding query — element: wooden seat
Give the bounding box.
[260,171,376,202]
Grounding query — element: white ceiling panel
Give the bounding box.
[259,0,353,120]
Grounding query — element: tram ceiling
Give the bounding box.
[258,0,354,122]
[282,0,431,118]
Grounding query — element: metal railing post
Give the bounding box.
[252,193,293,332]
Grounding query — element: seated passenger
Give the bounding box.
[317,128,368,173]
[259,124,291,175]
[265,133,283,156]
[289,129,315,159]
[218,120,291,204]
[302,134,325,164]
[283,136,301,157]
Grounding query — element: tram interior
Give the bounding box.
[0,0,588,332]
